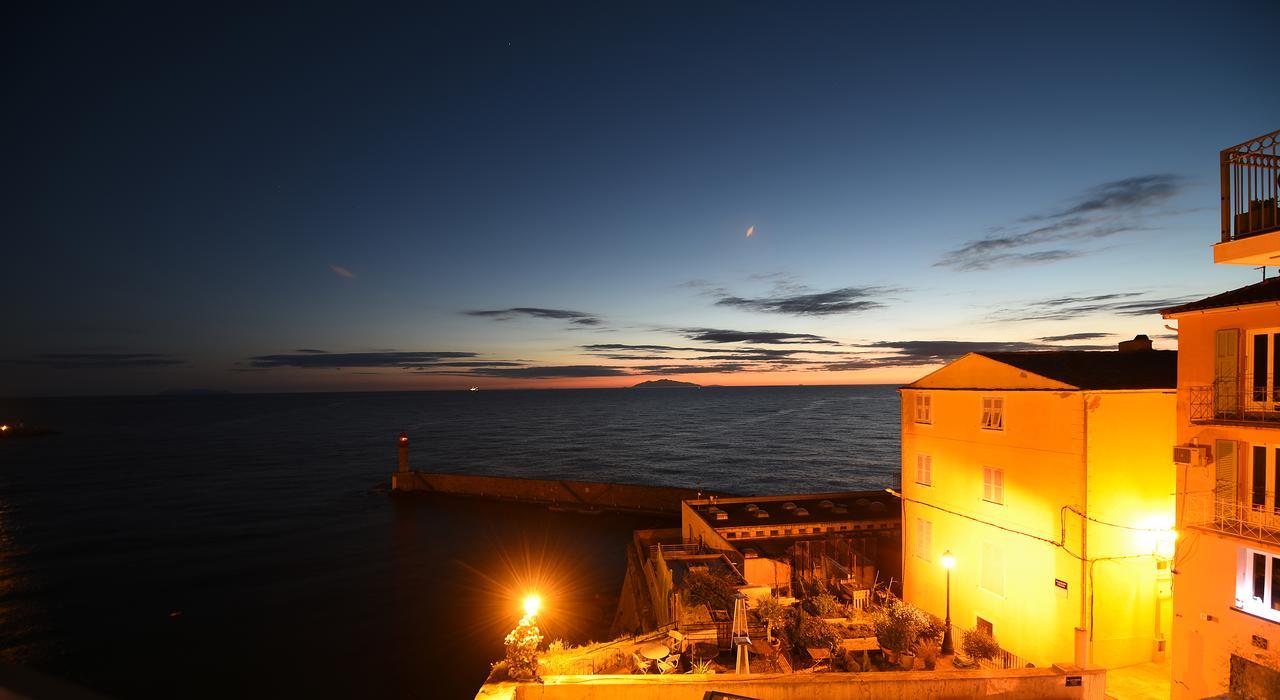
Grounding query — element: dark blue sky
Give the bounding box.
[6,1,1279,395]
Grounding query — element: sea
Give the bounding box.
[0,385,900,699]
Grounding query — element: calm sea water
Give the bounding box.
[0,385,900,698]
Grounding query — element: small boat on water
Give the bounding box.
[469,387,479,392]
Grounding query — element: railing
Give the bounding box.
[949,623,1033,670]
[1189,376,1280,425]
[1184,492,1280,546]
[1222,129,1280,242]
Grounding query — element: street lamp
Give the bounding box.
[940,550,955,655]
[522,593,542,619]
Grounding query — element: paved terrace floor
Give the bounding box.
[1105,658,1170,700]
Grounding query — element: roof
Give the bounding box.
[974,350,1177,390]
[693,492,899,529]
[1161,276,1280,316]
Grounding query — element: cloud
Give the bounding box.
[936,174,1187,271]
[464,307,602,326]
[989,292,1202,322]
[16,353,186,369]
[840,338,1117,369]
[714,286,893,316]
[1036,332,1113,342]
[632,363,750,375]
[680,328,841,345]
[330,265,355,279]
[248,351,479,369]
[464,365,633,379]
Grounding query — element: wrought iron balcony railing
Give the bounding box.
[1189,375,1280,425]
[1185,492,1280,546]
[1222,129,1280,242]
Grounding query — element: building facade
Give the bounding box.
[900,347,1176,669]
[1165,128,1280,698]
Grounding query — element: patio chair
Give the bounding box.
[632,653,650,674]
[658,653,681,674]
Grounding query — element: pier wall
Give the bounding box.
[391,471,706,515]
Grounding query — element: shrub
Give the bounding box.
[788,608,841,653]
[918,614,947,645]
[689,658,715,674]
[961,629,1001,662]
[753,596,789,642]
[503,615,543,679]
[681,568,738,611]
[812,593,842,617]
[872,599,929,653]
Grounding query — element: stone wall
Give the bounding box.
[512,665,1105,700]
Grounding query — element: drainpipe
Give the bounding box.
[1075,395,1089,666]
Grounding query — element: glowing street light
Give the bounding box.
[522,593,542,619]
[940,550,955,655]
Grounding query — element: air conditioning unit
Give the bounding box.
[1173,445,1209,467]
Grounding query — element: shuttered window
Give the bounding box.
[1217,439,1238,504]
[915,393,932,424]
[916,518,933,562]
[916,454,933,486]
[983,467,1005,504]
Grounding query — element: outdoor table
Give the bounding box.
[807,647,832,661]
[841,637,879,652]
[640,642,670,660]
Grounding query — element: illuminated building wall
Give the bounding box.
[1166,302,1280,698]
[901,352,1175,669]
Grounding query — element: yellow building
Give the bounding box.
[1164,128,1280,698]
[899,344,1176,670]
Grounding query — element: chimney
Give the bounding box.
[1118,334,1153,353]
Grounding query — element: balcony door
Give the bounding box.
[1248,329,1280,412]
[1248,445,1280,529]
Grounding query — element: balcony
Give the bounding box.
[1185,492,1280,546]
[1189,376,1280,426]
[1216,129,1280,265]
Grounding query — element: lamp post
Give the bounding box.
[940,550,955,655]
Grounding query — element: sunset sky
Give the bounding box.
[6,1,1280,396]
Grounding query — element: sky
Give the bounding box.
[5,1,1280,396]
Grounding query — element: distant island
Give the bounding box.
[631,379,700,389]
[157,389,233,396]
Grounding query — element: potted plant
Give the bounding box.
[915,640,941,670]
[872,599,928,667]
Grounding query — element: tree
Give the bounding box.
[503,614,543,680]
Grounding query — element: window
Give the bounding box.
[769,530,779,536]
[914,393,932,424]
[982,467,1005,504]
[976,617,994,638]
[726,532,736,539]
[981,542,1005,596]
[915,454,933,486]
[1240,548,1280,622]
[981,396,1004,430]
[1250,445,1280,512]
[916,518,933,561]
[1248,330,1280,407]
